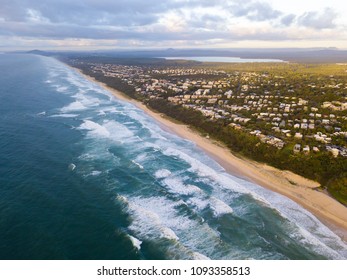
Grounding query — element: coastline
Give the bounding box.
[70,65,347,241]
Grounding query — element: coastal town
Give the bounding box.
[69,59,347,158]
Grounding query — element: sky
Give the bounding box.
[0,0,346,51]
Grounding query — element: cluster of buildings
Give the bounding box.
[149,68,227,76]
[74,60,347,157]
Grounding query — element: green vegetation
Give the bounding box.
[60,56,202,67]
[327,174,347,205]
[202,62,347,76]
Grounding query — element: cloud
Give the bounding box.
[0,0,282,27]
[281,14,296,26]
[2,19,339,44]
[0,0,345,50]
[185,12,226,30]
[229,0,282,21]
[0,0,170,26]
[298,8,337,29]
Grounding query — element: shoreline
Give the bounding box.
[70,65,347,241]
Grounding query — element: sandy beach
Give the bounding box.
[72,66,347,241]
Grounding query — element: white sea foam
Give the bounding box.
[159,146,347,256]
[50,113,79,118]
[192,252,211,260]
[158,173,234,218]
[78,144,121,170]
[120,195,237,259]
[90,170,102,176]
[231,179,347,258]
[65,71,91,90]
[37,111,46,116]
[61,101,87,112]
[231,177,347,258]
[131,160,144,169]
[128,235,142,250]
[162,177,203,196]
[186,197,209,211]
[133,153,148,163]
[55,86,69,93]
[154,169,172,179]
[126,198,180,241]
[124,108,172,139]
[162,147,270,205]
[79,120,111,138]
[161,228,180,241]
[72,94,101,108]
[275,202,347,258]
[64,71,118,106]
[141,124,168,140]
[68,163,76,171]
[102,120,134,141]
[118,195,129,204]
[98,107,124,114]
[209,197,233,217]
[292,226,345,259]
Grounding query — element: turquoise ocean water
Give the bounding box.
[0,54,346,259]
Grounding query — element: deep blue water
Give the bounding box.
[0,54,346,260]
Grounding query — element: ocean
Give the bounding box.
[0,54,346,260]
